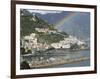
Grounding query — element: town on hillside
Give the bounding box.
[21,27,88,54]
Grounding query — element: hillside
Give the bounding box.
[20,9,56,36]
[20,9,69,44]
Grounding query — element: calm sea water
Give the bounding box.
[49,50,90,68]
[55,60,90,68]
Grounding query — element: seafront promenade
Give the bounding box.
[30,56,90,68]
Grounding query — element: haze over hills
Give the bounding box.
[21,9,90,41]
[56,12,90,40]
[35,11,90,40]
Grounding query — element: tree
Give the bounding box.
[20,61,30,69]
[70,43,80,50]
[20,47,25,55]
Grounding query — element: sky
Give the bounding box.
[28,9,63,15]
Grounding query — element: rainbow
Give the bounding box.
[55,12,79,27]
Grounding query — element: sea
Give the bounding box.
[44,49,90,68]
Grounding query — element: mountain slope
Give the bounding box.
[20,9,55,36]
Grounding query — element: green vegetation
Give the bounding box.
[60,32,69,37]
[21,16,35,36]
[37,33,64,44]
[20,47,32,55]
[70,43,80,50]
[20,9,56,36]
[20,61,30,69]
[20,9,69,44]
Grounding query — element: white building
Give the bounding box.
[51,43,62,49]
[61,44,70,48]
[49,30,57,33]
[35,28,49,33]
[77,40,85,45]
[32,17,36,21]
[51,35,85,49]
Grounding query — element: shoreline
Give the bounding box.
[30,56,90,69]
